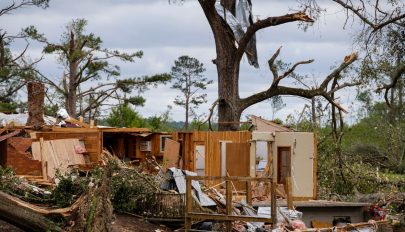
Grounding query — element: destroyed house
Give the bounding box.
[171,127,317,200]
[0,127,171,179]
[0,115,317,200]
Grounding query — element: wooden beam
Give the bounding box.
[39,137,47,180]
[246,181,252,205]
[187,213,273,223]
[286,176,293,209]
[0,130,21,142]
[186,176,273,182]
[185,177,192,231]
[271,179,277,229]
[225,180,232,232]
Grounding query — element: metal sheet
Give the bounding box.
[166,168,216,207]
[215,0,259,68]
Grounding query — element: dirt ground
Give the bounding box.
[0,214,173,232]
[112,213,173,232]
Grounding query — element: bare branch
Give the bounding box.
[235,11,314,63]
[268,46,281,81]
[241,53,358,113]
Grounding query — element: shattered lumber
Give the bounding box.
[0,190,74,231]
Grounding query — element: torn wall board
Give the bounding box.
[162,139,180,171]
[2,137,42,176]
[32,139,86,179]
[215,0,259,68]
[161,168,216,207]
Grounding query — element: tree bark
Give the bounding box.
[67,31,78,117]
[198,1,358,131]
[0,191,62,231]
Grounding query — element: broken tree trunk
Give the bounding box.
[64,166,114,232]
[0,190,62,231]
[26,82,45,128]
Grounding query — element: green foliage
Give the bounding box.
[110,168,160,213]
[51,170,88,207]
[106,104,147,128]
[105,104,175,131]
[0,101,18,113]
[24,18,169,118]
[44,104,59,116]
[317,100,405,198]
[0,166,22,195]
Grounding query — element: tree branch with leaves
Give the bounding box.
[24,19,170,119]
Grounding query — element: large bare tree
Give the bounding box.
[197,0,358,130]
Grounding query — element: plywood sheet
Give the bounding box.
[33,131,101,163]
[226,142,250,190]
[162,139,180,171]
[32,138,86,179]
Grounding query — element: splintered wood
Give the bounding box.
[32,138,86,179]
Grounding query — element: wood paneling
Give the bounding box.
[172,131,251,186]
[2,138,42,176]
[192,131,251,179]
[226,142,250,190]
[171,132,193,170]
[162,139,180,171]
[33,132,101,163]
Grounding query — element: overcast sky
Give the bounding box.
[1,0,364,123]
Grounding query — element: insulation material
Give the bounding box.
[215,0,259,68]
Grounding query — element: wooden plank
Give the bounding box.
[162,139,180,171]
[226,142,250,190]
[187,213,273,223]
[33,131,101,163]
[286,176,293,209]
[246,181,252,205]
[271,180,277,229]
[39,138,47,179]
[43,140,56,179]
[63,118,90,128]
[188,176,273,182]
[185,178,192,231]
[98,128,151,133]
[0,130,21,142]
[225,180,232,232]
[50,127,98,132]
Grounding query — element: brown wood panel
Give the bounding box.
[190,131,251,187]
[33,132,101,163]
[226,143,250,190]
[162,139,180,171]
